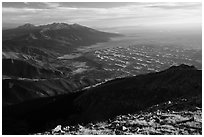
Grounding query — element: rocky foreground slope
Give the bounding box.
[2,64,202,135]
[39,96,202,135]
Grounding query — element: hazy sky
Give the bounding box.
[2,2,202,30]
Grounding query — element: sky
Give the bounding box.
[2,2,202,31]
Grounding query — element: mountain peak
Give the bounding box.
[168,64,196,71]
[166,64,197,72]
[42,22,71,30]
[71,23,82,27]
[16,22,96,31]
[17,23,36,29]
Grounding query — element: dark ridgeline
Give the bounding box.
[2,64,201,134]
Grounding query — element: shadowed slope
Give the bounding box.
[2,64,202,134]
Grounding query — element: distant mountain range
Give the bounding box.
[3,23,121,54]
